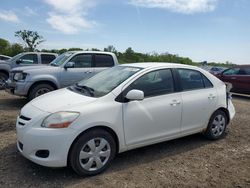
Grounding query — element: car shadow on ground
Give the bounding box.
[0,133,217,186]
[0,97,27,110]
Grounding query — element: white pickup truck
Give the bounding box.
[6,51,119,100]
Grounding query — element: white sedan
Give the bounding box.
[16,63,235,176]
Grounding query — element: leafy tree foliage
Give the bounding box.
[0,37,236,67]
[0,38,24,56]
[15,30,45,51]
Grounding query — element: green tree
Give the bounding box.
[0,38,10,55]
[104,45,117,54]
[9,43,24,56]
[15,30,45,51]
[68,47,83,51]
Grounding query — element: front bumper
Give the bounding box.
[16,115,78,167]
[5,79,32,96]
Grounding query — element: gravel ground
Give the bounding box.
[0,91,249,188]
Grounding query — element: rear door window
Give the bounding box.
[177,69,213,91]
[94,54,114,67]
[41,54,56,64]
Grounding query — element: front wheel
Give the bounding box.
[28,83,55,101]
[69,129,116,176]
[204,110,228,140]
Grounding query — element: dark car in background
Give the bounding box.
[216,65,250,94]
[209,67,225,75]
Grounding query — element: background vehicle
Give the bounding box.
[6,51,119,100]
[16,63,235,176]
[0,55,11,62]
[209,66,225,75]
[216,65,250,94]
[0,52,57,89]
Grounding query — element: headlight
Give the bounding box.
[13,72,27,81]
[41,111,80,128]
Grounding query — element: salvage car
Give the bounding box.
[16,63,235,176]
[6,51,118,100]
[216,65,250,94]
[0,54,11,61]
[0,52,57,89]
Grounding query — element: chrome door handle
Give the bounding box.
[85,71,92,74]
[170,100,181,106]
[208,94,216,99]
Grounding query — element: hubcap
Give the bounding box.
[79,138,111,171]
[35,88,50,97]
[211,114,226,137]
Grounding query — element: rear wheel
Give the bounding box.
[69,129,116,176]
[0,72,8,90]
[28,83,55,101]
[204,110,228,140]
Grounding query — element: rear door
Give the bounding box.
[176,69,217,135]
[235,67,250,94]
[59,53,94,87]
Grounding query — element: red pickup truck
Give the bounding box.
[215,65,250,94]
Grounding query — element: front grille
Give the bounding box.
[18,115,31,126]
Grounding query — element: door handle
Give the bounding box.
[170,100,181,106]
[85,71,92,74]
[231,77,236,80]
[208,94,216,100]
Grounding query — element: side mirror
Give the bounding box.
[16,59,22,64]
[125,89,144,101]
[64,62,75,69]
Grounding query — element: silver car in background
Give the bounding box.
[6,51,119,100]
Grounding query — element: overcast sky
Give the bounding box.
[0,0,249,64]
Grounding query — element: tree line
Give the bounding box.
[0,30,235,67]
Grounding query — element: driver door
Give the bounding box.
[122,69,182,148]
[59,53,95,87]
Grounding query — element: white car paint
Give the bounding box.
[16,63,235,168]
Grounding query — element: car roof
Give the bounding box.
[69,51,115,55]
[120,62,198,69]
[20,52,58,55]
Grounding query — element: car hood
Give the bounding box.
[11,65,55,72]
[27,88,97,113]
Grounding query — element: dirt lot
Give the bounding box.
[0,91,249,188]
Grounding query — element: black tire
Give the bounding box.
[0,72,8,89]
[69,129,116,176]
[204,110,228,140]
[28,83,55,101]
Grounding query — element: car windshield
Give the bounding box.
[50,52,74,66]
[71,66,142,97]
[6,53,23,63]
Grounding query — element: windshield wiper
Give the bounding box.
[75,83,95,97]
